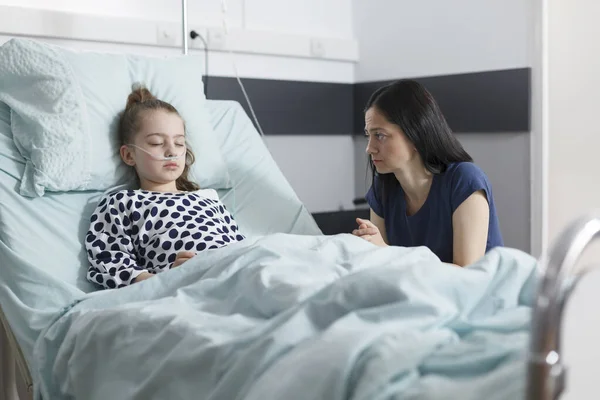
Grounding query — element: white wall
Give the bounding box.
[265,136,355,212]
[545,0,600,249]
[0,0,356,81]
[543,0,600,399]
[0,0,356,214]
[352,0,532,82]
[244,0,353,38]
[0,0,354,38]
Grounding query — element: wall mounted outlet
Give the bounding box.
[310,38,325,58]
[208,28,226,50]
[188,28,209,49]
[156,23,177,46]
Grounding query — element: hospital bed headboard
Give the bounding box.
[206,99,321,237]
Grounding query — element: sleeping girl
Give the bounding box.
[85,84,244,289]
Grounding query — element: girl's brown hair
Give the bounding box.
[119,84,200,192]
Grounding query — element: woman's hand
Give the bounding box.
[171,251,196,268]
[352,218,388,247]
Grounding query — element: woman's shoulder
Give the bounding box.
[437,162,495,210]
[445,161,486,176]
[436,162,492,199]
[440,162,490,185]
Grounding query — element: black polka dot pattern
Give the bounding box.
[86,189,244,290]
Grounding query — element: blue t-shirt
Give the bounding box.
[365,162,503,263]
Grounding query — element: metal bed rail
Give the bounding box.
[0,306,33,400]
[527,212,600,399]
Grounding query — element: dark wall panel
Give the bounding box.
[205,68,531,135]
[354,68,531,134]
[206,76,354,135]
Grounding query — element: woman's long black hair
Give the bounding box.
[365,80,473,209]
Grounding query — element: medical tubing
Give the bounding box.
[126,144,184,161]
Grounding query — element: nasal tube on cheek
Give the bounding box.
[127,144,184,161]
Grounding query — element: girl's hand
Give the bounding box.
[133,271,153,283]
[352,218,388,247]
[171,251,196,268]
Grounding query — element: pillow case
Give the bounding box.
[0,101,26,181]
[0,102,10,140]
[0,38,231,197]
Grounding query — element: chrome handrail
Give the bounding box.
[528,212,600,399]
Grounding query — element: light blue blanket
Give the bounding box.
[32,233,537,400]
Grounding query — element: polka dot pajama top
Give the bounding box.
[85,189,245,289]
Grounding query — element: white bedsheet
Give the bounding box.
[33,233,537,400]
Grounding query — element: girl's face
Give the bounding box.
[364,106,417,174]
[120,110,187,189]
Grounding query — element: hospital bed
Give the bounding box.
[0,37,593,400]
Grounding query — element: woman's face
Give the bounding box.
[364,107,417,174]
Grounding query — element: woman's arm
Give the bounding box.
[352,209,389,247]
[369,209,389,245]
[451,190,490,267]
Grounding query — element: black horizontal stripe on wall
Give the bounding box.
[354,68,531,134]
[205,76,354,135]
[204,68,531,135]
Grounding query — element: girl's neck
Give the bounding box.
[139,179,179,193]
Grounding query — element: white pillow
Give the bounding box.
[0,38,231,197]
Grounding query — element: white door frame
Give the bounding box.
[530,0,548,259]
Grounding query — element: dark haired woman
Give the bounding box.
[352,80,503,267]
